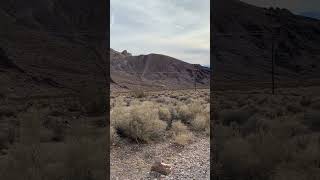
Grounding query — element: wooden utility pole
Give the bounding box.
[194,64,197,91]
[271,0,278,95]
[271,29,275,95]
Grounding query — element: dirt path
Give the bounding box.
[111,135,209,180]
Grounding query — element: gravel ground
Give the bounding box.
[111,135,209,180]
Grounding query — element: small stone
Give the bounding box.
[151,161,172,176]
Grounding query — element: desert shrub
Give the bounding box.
[48,110,65,117]
[212,124,236,160]
[274,164,311,180]
[110,126,119,145]
[79,87,106,116]
[171,121,192,145]
[274,139,320,180]
[0,120,16,152]
[0,107,16,117]
[0,109,41,180]
[286,104,303,114]
[131,89,146,98]
[176,101,204,124]
[219,137,261,179]
[0,131,8,153]
[215,92,320,180]
[171,121,188,135]
[40,120,107,180]
[176,104,193,123]
[112,101,167,143]
[42,115,67,142]
[158,106,172,122]
[204,96,210,103]
[178,96,188,101]
[191,113,210,132]
[156,96,171,104]
[168,106,179,121]
[51,123,66,142]
[310,100,320,110]
[218,133,293,180]
[220,109,253,126]
[269,119,308,138]
[113,96,126,107]
[300,96,312,106]
[40,126,54,142]
[0,92,5,100]
[303,111,320,131]
[294,139,320,166]
[188,101,203,115]
[169,94,178,99]
[67,142,105,180]
[0,143,41,180]
[67,101,81,112]
[242,116,270,134]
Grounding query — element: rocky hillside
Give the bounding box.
[213,0,320,87]
[0,0,107,97]
[110,49,210,91]
[0,0,105,33]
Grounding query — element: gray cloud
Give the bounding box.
[110,0,210,65]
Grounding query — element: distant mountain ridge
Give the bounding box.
[110,49,210,91]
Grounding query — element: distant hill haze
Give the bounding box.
[213,0,320,88]
[300,12,320,20]
[110,49,210,91]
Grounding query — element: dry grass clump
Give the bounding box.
[173,133,193,146]
[112,101,167,143]
[171,121,192,145]
[131,89,146,98]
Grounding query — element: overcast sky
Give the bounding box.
[110,0,210,66]
[241,0,320,14]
